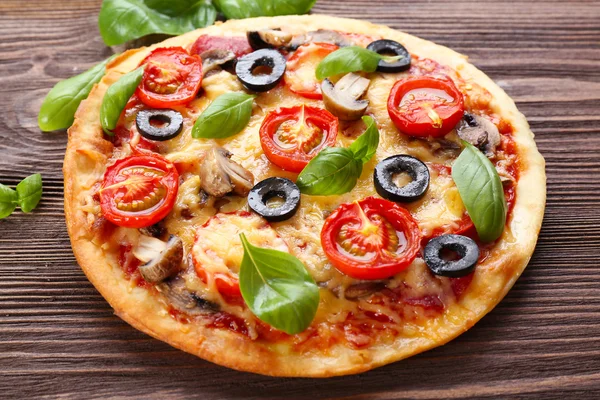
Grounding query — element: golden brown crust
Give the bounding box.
[64,15,546,377]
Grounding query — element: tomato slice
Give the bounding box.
[136,47,202,108]
[387,76,464,137]
[190,35,252,58]
[99,154,179,229]
[284,42,339,99]
[321,197,422,280]
[260,105,339,173]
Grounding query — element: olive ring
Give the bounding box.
[367,39,411,73]
[424,234,480,278]
[236,49,287,92]
[374,155,430,202]
[248,177,301,222]
[136,109,184,142]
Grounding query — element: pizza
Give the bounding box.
[64,15,546,377]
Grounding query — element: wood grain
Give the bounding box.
[1,0,599,398]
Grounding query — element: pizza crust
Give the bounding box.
[64,15,546,377]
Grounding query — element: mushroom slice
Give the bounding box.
[322,73,371,121]
[344,281,386,300]
[247,29,293,50]
[133,235,184,284]
[157,276,219,315]
[200,49,236,75]
[289,29,353,49]
[457,113,501,157]
[199,147,254,197]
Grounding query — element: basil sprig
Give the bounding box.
[192,92,255,139]
[315,46,383,80]
[214,0,317,20]
[0,174,43,219]
[239,233,319,335]
[38,54,118,132]
[297,116,379,196]
[99,0,217,46]
[100,67,144,136]
[452,141,507,242]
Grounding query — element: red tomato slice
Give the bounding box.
[387,76,464,137]
[284,42,339,99]
[136,47,203,108]
[321,197,422,280]
[260,105,339,173]
[190,35,253,58]
[99,154,179,229]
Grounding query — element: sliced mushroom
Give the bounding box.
[200,49,236,76]
[457,113,501,157]
[344,281,386,300]
[199,147,254,198]
[289,29,353,50]
[139,223,166,239]
[247,29,293,50]
[322,73,371,121]
[157,276,219,315]
[133,235,184,284]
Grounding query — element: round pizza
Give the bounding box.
[64,15,546,377]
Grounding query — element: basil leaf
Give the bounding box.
[452,141,507,242]
[0,184,18,220]
[315,46,382,80]
[100,67,144,136]
[192,92,255,139]
[349,116,379,163]
[297,148,363,196]
[239,233,319,335]
[16,174,43,213]
[38,55,118,132]
[99,0,216,46]
[215,0,316,19]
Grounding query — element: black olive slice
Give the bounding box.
[247,29,293,50]
[424,234,479,277]
[235,49,286,92]
[374,155,430,202]
[248,177,300,222]
[367,39,411,73]
[136,109,184,142]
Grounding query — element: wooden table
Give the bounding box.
[1,0,599,398]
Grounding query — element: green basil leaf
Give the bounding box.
[100,67,144,136]
[0,184,18,220]
[16,174,43,213]
[297,148,363,196]
[315,46,382,80]
[214,0,316,19]
[38,54,118,132]
[349,116,380,163]
[192,92,255,139]
[452,141,507,242]
[239,233,319,335]
[99,0,217,46]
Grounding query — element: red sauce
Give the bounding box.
[117,244,152,289]
[206,312,249,336]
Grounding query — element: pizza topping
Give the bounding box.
[199,49,236,76]
[285,42,339,99]
[321,72,371,121]
[247,29,293,50]
[343,281,387,300]
[424,234,479,277]
[100,67,145,136]
[133,234,184,283]
[374,155,430,202]
[248,177,301,222]
[260,105,339,173]
[199,147,254,197]
[367,39,411,73]
[235,49,287,92]
[321,197,422,280]
[457,113,501,157]
[387,76,465,137]
[192,92,255,139]
[315,46,382,80]
[289,29,353,50]
[99,154,179,228]
[157,276,219,316]
[190,35,252,58]
[135,109,183,142]
[137,47,203,108]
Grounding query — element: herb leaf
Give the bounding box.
[192,92,255,139]
[100,67,144,136]
[296,148,363,196]
[16,174,43,213]
[349,116,379,163]
[239,233,319,335]
[0,184,18,220]
[214,0,317,19]
[315,46,382,80]
[38,54,118,132]
[452,141,507,242]
[99,0,217,46]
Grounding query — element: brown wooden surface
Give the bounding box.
[1,0,599,398]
